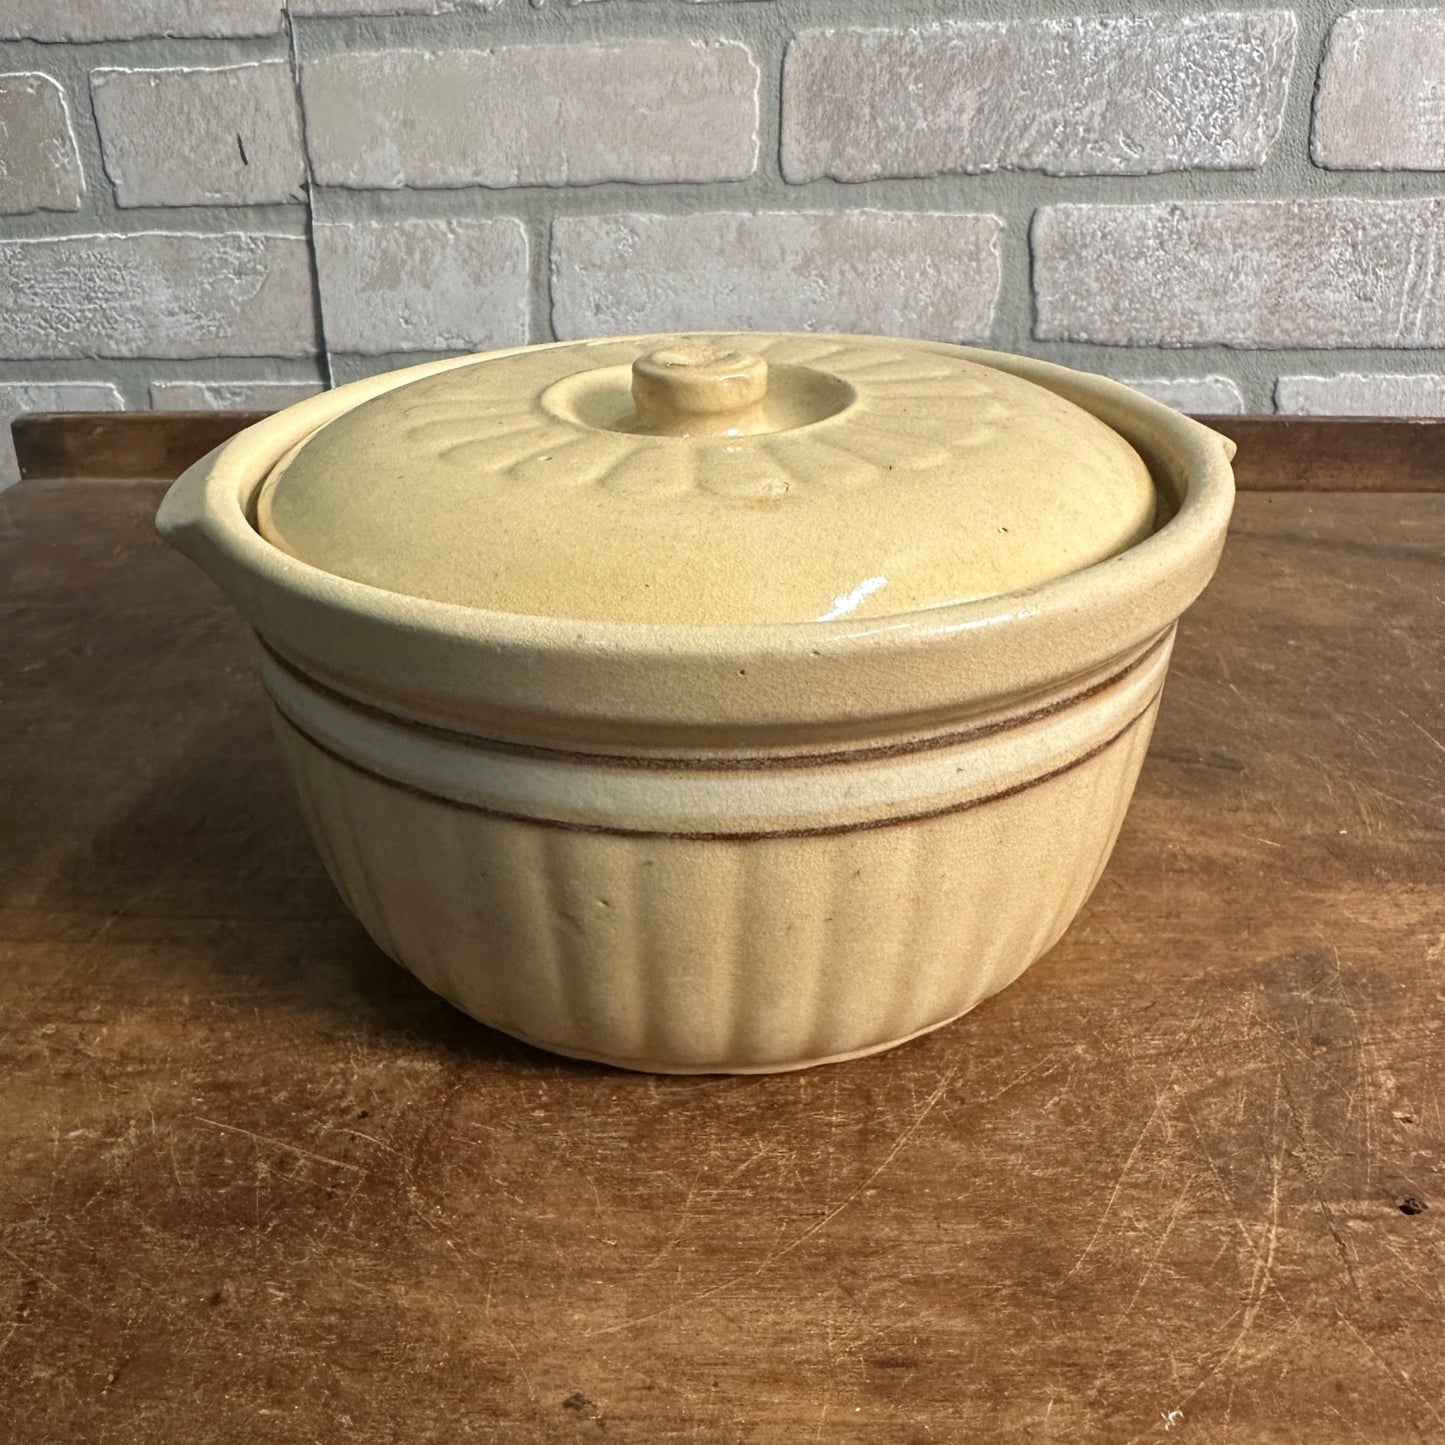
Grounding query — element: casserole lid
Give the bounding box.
[255,332,1156,627]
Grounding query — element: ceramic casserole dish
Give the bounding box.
[156,332,1236,1073]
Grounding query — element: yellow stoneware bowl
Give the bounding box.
[157,333,1235,1072]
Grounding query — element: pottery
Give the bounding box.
[156,332,1236,1073]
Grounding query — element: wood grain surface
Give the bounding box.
[1,479,1442,1443]
[12,409,1445,491]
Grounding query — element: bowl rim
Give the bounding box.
[156,334,1236,742]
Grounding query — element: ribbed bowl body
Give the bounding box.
[263,629,1171,1072]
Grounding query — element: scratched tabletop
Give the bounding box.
[1,477,1442,1443]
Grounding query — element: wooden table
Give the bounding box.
[2,463,1442,1442]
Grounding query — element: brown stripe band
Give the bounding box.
[270,690,1161,842]
[258,627,1172,774]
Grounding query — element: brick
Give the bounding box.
[0,233,315,360]
[1275,373,1445,417]
[0,74,83,214]
[1033,199,1445,348]
[151,380,325,410]
[0,0,283,40]
[1313,9,1445,170]
[314,218,528,354]
[552,210,1002,341]
[303,42,758,189]
[92,64,304,208]
[327,355,424,385]
[0,383,124,489]
[783,13,1297,182]
[287,0,499,12]
[1122,377,1246,415]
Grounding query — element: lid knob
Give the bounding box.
[631,343,770,437]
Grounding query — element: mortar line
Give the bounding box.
[283,6,334,390]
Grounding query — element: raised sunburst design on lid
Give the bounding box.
[387,334,1010,500]
[257,330,1157,626]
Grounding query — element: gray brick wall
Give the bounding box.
[1,0,1443,482]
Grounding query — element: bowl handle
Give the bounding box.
[155,443,227,566]
[1190,416,1238,464]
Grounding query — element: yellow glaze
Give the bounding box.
[157,335,1237,1074]
[256,332,1157,626]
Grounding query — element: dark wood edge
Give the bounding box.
[9,410,1445,491]
[11,410,270,483]
[1195,415,1445,492]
